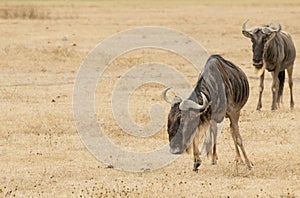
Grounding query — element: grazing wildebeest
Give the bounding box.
[242,20,296,110]
[162,55,252,171]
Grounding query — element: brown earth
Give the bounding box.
[0,1,300,197]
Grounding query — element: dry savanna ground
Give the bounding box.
[0,0,300,197]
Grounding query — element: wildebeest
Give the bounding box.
[163,55,252,171]
[242,20,296,110]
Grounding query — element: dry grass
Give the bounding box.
[47,45,77,60]
[1,0,300,7]
[0,0,300,197]
[0,6,50,19]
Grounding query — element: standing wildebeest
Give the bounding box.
[163,55,252,171]
[242,20,296,110]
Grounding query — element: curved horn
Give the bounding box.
[277,22,282,32]
[242,19,259,34]
[242,19,249,31]
[179,93,208,111]
[262,21,281,34]
[162,87,172,104]
[162,87,182,106]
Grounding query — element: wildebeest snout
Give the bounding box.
[169,145,183,154]
[169,136,184,154]
[253,59,263,67]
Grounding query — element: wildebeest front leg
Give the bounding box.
[192,133,201,172]
[193,122,209,172]
[209,120,218,165]
[200,121,218,166]
[257,71,265,111]
[271,71,280,110]
[287,66,294,109]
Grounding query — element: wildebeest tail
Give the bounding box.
[278,70,285,99]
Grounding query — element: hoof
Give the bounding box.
[271,106,277,111]
[247,162,254,170]
[193,162,201,172]
[256,105,262,111]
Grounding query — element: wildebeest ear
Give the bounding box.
[242,30,252,38]
[171,96,182,107]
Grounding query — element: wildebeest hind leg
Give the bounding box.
[287,66,294,109]
[230,127,243,164]
[229,112,252,169]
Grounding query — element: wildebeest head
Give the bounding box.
[163,87,208,154]
[242,19,281,68]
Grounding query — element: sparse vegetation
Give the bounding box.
[0,0,299,197]
[0,6,50,19]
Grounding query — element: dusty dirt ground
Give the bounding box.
[0,0,300,197]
